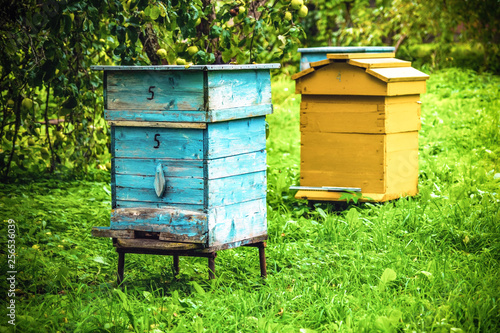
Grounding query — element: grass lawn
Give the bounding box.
[1,68,499,332]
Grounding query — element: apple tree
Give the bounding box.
[0,0,309,180]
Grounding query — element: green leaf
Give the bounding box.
[381,268,397,284]
[190,281,206,296]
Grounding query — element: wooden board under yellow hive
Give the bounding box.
[295,62,427,96]
[298,131,418,202]
[300,95,421,134]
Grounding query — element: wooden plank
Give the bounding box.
[114,158,203,178]
[115,174,203,205]
[206,117,266,159]
[207,150,267,179]
[291,67,315,80]
[113,126,203,160]
[387,81,427,95]
[300,132,385,193]
[310,59,333,68]
[207,198,267,247]
[348,58,411,69]
[107,120,207,129]
[105,110,209,123]
[208,171,267,207]
[207,69,272,110]
[106,70,204,110]
[295,62,388,96]
[115,200,204,211]
[91,227,135,239]
[110,207,207,243]
[115,238,204,250]
[366,67,430,82]
[209,104,273,122]
[294,190,388,202]
[327,52,396,59]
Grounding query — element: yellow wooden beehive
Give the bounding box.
[292,53,430,202]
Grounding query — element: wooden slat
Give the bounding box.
[367,67,430,82]
[105,110,209,123]
[208,171,267,207]
[207,116,266,159]
[115,238,204,250]
[113,126,203,160]
[207,198,267,247]
[92,227,135,239]
[106,70,204,110]
[309,59,334,68]
[114,158,203,178]
[207,70,272,110]
[108,120,207,129]
[207,150,267,179]
[327,52,396,59]
[110,207,207,243]
[291,67,315,80]
[348,58,411,69]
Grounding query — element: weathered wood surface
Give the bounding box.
[115,238,204,251]
[110,207,207,242]
[206,116,266,159]
[105,104,272,123]
[107,120,207,129]
[207,70,272,110]
[114,158,203,178]
[206,150,266,179]
[113,126,203,160]
[327,52,396,59]
[115,200,204,212]
[91,227,135,239]
[208,198,267,247]
[106,70,204,110]
[208,171,267,207]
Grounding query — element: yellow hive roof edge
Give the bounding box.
[291,67,315,80]
[327,52,396,59]
[366,67,430,82]
[348,58,412,69]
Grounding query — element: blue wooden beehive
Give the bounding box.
[91,64,279,249]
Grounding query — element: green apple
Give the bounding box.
[291,0,303,10]
[156,48,167,59]
[239,6,246,14]
[28,138,36,146]
[21,98,33,111]
[176,58,187,65]
[195,17,202,26]
[298,5,308,17]
[7,99,14,108]
[187,46,199,56]
[284,11,292,21]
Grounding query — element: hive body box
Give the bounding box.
[92,64,279,249]
[293,53,429,202]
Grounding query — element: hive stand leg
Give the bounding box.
[258,242,267,278]
[173,255,180,278]
[208,252,217,279]
[117,251,125,285]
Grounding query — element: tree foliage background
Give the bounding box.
[1,0,498,180]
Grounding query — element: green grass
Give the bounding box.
[1,68,499,332]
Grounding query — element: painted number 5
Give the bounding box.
[147,86,156,100]
[153,134,160,149]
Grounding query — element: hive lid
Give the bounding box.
[298,46,395,54]
[326,52,396,59]
[91,64,280,71]
[348,58,411,69]
[366,67,430,82]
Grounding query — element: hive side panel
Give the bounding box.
[106,70,205,110]
[207,171,267,207]
[381,100,421,133]
[295,63,388,96]
[206,117,266,159]
[387,81,427,96]
[385,132,419,197]
[207,198,267,247]
[113,126,203,159]
[207,70,272,110]
[207,150,267,179]
[300,132,386,193]
[110,207,207,243]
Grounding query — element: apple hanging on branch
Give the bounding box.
[129,0,308,65]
